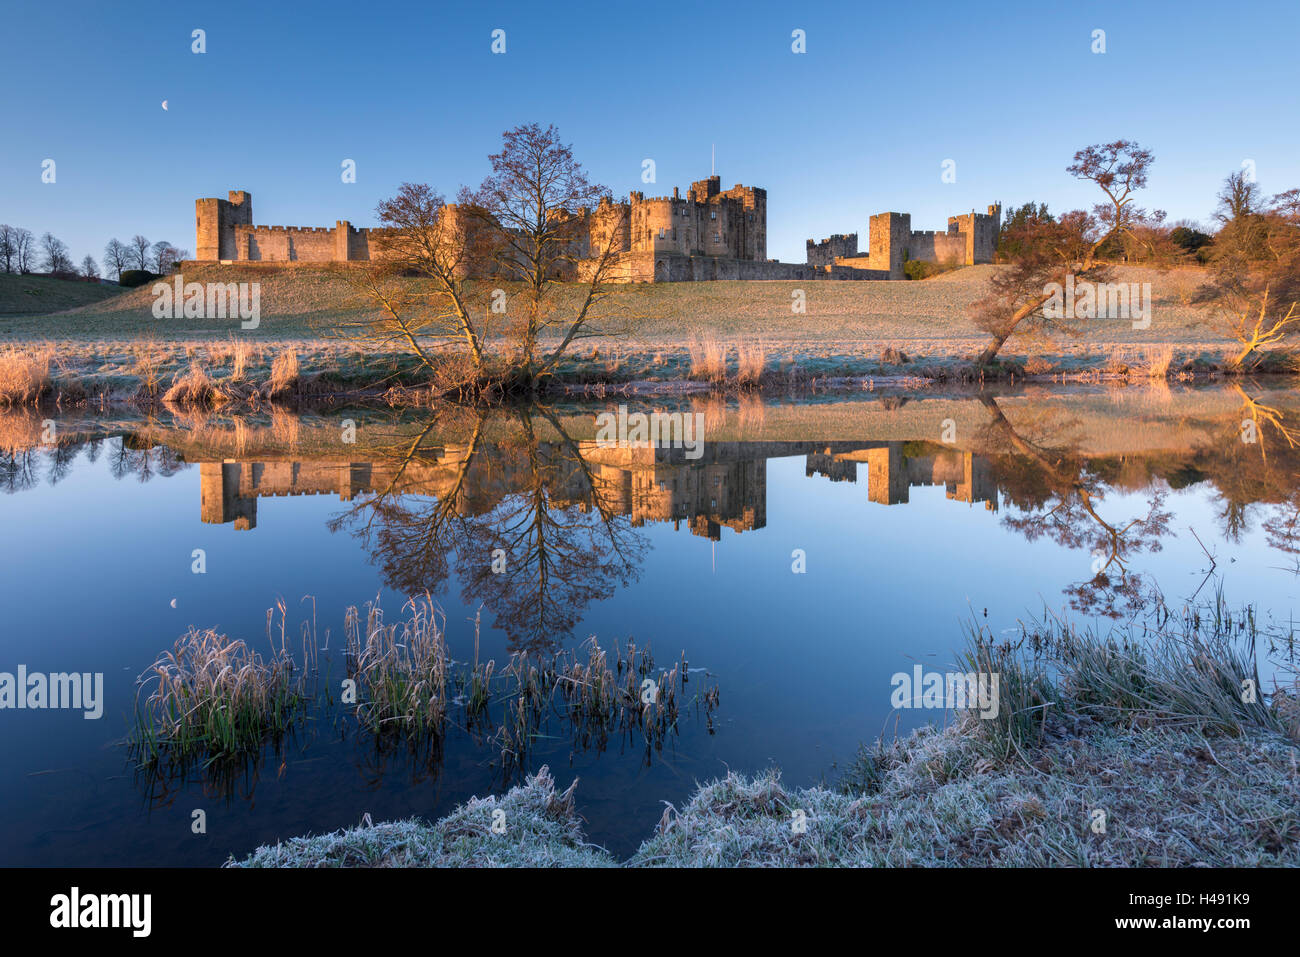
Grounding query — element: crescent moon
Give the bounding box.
[161,100,168,110]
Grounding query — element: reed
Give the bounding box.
[132,625,309,763]
[130,340,167,398]
[342,597,720,778]
[345,595,449,738]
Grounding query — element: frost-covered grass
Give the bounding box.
[228,767,616,868]
[631,721,1299,867]
[230,597,1300,869]
[5,263,1286,398]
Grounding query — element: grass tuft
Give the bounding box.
[132,624,312,764]
[0,344,53,405]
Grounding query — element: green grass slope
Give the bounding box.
[0,272,125,316]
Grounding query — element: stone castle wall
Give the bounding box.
[193,185,998,283]
[806,233,858,267]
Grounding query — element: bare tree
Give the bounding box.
[1215,169,1262,224]
[151,240,178,273]
[80,255,99,279]
[972,140,1155,366]
[0,225,15,273]
[40,232,74,275]
[103,238,130,281]
[465,123,630,385]
[13,228,35,273]
[129,235,151,271]
[361,183,494,374]
[361,124,631,397]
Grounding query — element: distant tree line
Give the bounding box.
[996,168,1298,271]
[0,225,188,283]
[979,145,1299,368]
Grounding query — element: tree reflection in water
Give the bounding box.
[330,405,647,653]
[978,394,1173,617]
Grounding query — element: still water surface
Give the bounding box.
[1,385,1297,864]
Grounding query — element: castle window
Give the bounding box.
[713,233,721,244]
[658,228,666,240]
[710,211,717,220]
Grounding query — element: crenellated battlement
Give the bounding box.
[810,202,1002,278]
[194,181,995,282]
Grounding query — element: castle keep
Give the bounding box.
[194,182,999,282]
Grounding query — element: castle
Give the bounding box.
[194,181,1000,282]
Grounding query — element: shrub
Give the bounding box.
[119,269,160,288]
[903,259,961,280]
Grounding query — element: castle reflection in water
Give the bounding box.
[200,441,997,540]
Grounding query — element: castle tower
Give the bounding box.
[688,176,721,203]
[947,203,1003,265]
[869,213,911,280]
[195,190,252,261]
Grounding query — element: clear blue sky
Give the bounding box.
[3,0,1297,266]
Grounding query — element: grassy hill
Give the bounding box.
[0,272,125,316]
[0,262,1227,354]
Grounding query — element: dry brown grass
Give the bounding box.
[0,344,53,405]
[879,345,910,366]
[131,340,167,398]
[267,347,300,398]
[163,359,229,406]
[205,338,256,379]
[1137,344,1175,379]
[736,341,767,386]
[688,338,728,383]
